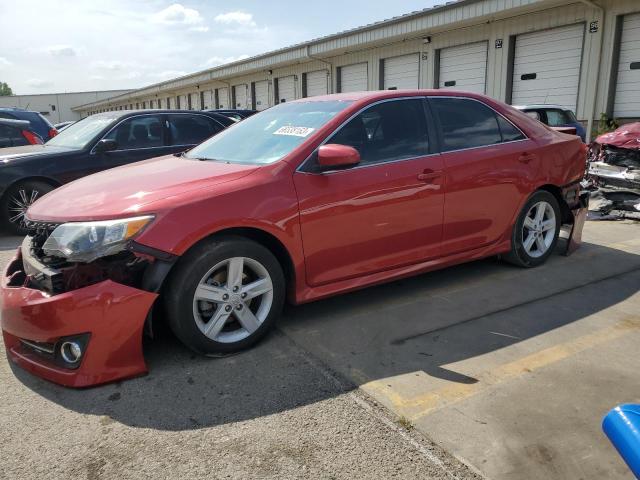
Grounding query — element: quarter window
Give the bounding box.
[329,99,429,165]
[431,97,524,152]
[168,114,221,145]
[103,115,164,150]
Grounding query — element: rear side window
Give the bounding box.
[497,116,525,142]
[329,98,429,165]
[545,109,574,126]
[0,125,27,147]
[168,114,222,145]
[431,98,524,152]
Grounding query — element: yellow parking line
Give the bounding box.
[362,316,640,421]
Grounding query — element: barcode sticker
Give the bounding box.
[273,126,315,137]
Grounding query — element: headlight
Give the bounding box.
[41,215,154,263]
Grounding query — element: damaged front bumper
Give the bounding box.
[588,161,640,190]
[0,236,172,387]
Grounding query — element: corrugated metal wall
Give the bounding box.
[80,0,640,129]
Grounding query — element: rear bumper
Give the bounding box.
[1,252,158,387]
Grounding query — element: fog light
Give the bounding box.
[60,341,82,364]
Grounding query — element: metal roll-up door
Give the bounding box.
[253,80,269,110]
[614,13,640,118]
[305,70,328,97]
[383,53,420,90]
[217,87,229,109]
[189,92,199,110]
[439,42,487,94]
[202,91,214,109]
[511,24,585,111]
[339,63,368,92]
[233,85,248,108]
[277,76,296,103]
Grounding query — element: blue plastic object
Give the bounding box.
[603,404,640,478]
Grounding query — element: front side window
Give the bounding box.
[329,98,429,165]
[185,100,352,165]
[168,114,220,145]
[103,115,163,150]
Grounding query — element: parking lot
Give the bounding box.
[0,219,637,479]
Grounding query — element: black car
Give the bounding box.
[206,109,257,122]
[0,109,233,233]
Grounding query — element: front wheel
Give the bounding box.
[0,180,54,235]
[164,236,285,356]
[504,190,561,268]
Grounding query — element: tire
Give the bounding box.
[504,190,561,268]
[164,235,285,356]
[1,180,55,235]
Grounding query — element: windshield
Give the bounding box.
[185,100,353,164]
[47,115,118,149]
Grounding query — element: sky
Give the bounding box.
[0,0,439,95]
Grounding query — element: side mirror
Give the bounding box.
[95,139,118,153]
[317,144,360,170]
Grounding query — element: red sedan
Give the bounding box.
[1,90,586,387]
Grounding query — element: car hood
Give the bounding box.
[27,155,260,222]
[0,144,78,162]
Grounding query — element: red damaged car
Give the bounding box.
[1,91,587,387]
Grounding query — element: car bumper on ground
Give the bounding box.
[0,251,158,387]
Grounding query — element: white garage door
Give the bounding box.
[340,63,368,92]
[439,42,487,94]
[512,24,585,111]
[189,92,200,110]
[383,53,420,90]
[254,80,269,110]
[306,70,328,97]
[614,13,640,118]
[277,76,296,103]
[178,95,188,110]
[217,87,229,109]
[202,90,214,109]
[233,84,248,108]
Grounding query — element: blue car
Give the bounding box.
[0,107,57,142]
[514,104,586,142]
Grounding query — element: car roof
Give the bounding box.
[89,109,233,123]
[0,118,31,128]
[513,104,571,111]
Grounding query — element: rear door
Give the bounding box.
[294,98,444,286]
[429,97,533,256]
[167,113,225,150]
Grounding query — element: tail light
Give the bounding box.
[22,130,43,145]
[48,128,58,138]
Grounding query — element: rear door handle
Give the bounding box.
[519,152,536,164]
[417,171,442,182]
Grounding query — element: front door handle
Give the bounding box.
[417,171,442,183]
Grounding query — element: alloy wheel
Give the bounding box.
[192,256,274,344]
[522,201,556,258]
[8,188,40,227]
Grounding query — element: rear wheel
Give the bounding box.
[164,236,285,356]
[504,190,561,268]
[1,180,54,235]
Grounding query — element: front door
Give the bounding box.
[294,98,444,287]
[95,114,173,173]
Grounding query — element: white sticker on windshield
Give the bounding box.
[273,126,315,137]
